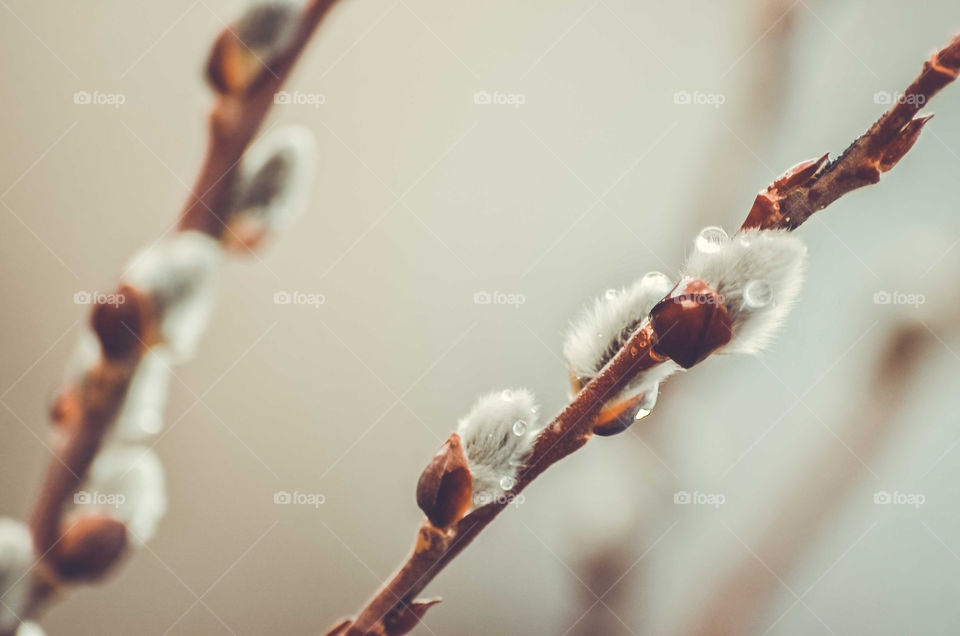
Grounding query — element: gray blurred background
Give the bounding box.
[2,0,960,633]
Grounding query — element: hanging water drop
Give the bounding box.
[694,226,729,253]
[642,271,672,287]
[500,476,516,490]
[512,419,527,436]
[743,279,774,308]
[634,385,660,422]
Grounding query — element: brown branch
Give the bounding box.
[329,32,960,636]
[179,0,340,238]
[16,2,339,632]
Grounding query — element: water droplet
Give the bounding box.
[634,385,660,422]
[500,476,516,490]
[604,288,619,300]
[642,271,671,287]
[694,226,729,253]
[512,419,527,436]
[529,405,539,416]
[501,390,513,401]
[743,280,774,308]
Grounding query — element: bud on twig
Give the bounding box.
[416,433,472,528]
[382,598,442,635]
[206,1,301,95]
[90,285,151,360]
[649,279,732,369]
[224,125,316,252]
[54,515,127,581]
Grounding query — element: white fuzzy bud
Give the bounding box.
[563,272,681,413]
[79,445,167,544]
[113,350,173,441]
[0,518,35,632]
[456,389,541,505]
[682,228,806,354]
[123,231,222,361]
[229,125,316,235]
[564,272,674,382]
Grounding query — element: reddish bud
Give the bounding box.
[90,284,151,360]
[879,114,933,172]
[206,33,266,95]
[416,433,473,528]
[742,154,828,230]
[649,279,732,369]
[383,598,442,635]
[54,514,128,581]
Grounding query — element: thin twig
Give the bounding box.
[330,33,960,636]
[17,2,339,631]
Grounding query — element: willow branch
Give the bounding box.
[18,2,338,631]
[179,0,339,238]
[330,33,960,636]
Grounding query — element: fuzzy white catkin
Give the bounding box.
[112,350,173,442]
[457,389,541,505]
[563,272,681,409]
[683,228,807,354]
[564,272,675,382]
[0,518,35,632]
[123,231,222,362]
[231,125,316,232]
[79,445,167,544]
